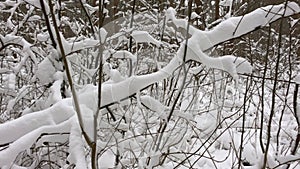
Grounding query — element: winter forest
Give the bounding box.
[0,0,300,168]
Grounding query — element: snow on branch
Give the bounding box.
[165,1,299,80]
[166,2,300,51]
[68,117,88,169]
[80,1,299,108]
[0,116,74,166]
[0,100,74,145]
[104,49,137,63]
[203,1,299,50]
[0,34,38,68]
[131,30,163,47]
[60,34,100,55]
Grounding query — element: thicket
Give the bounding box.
[0,0,299,168]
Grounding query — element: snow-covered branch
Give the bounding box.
[0,114,74,166]
[0,100,74,145]
[167,2,300,51]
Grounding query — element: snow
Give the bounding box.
[0,99,74,145]
[36,57,56,84]
[113,120,129,131]
[48,72,64,104]
[167,2,300,51]
[1,34,38,76]
[138,151,161,168]
[290,18,299,28]
[24,0,44,11]
[0,68,11,74]
[0,116,73,167]
[68,117,88,169]
[294,74,300,84]
[6,98,16,114]
[77,84,98,112]
[191,12,200,20]
[103,50,137,77]
[166,6,255,81]
[7,73,15,90]
[166,7,191,33]
[98,149,116,169]
[195,110,218,137]
[6,85,30,115]
[27,14,41,22]
[220,0,232,7]
[131,30,162,47]
[60,33,99,55]
[277,154,300,165]
[81,104,94,139]
[35,132,69,147]
[98,68,172,107]
[112,50,137,63]
[140,95,165,113]
[178,39,252,80]
[99,27,107,43]
[109,69,125,83]
[37,32,49,42]
[83,3,98,15]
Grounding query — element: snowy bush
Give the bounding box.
[0,0,300,168]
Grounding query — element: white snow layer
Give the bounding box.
[165,3,300,80]
[60,33,99,55]
[0,100,74,145]
[36,57,56,84]
[131,30,162,47]
[112,50,137,63]
[103,49,137,66]
[68,117,88,169]
[294,74,300,84]
[0,117,73,166]
[166,2,300,51]
[37,32,49,42]
[140,95,165,113]
[220,0,232,7]
[99,27,108,43]
[7,73,16,90]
